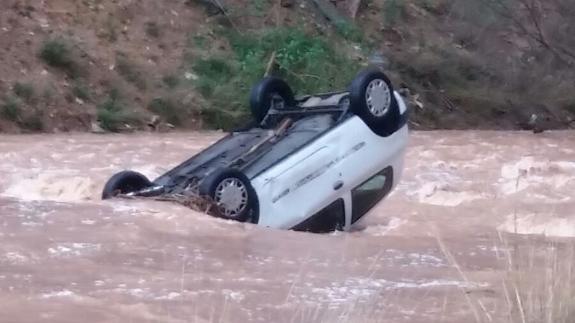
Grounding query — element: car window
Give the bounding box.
[351,167,393,223]
[292,199,345,233]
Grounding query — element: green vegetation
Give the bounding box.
[248,0,270,16]
[335,21,363,43]
[39,38,82,78]
[115,53,147,90]
[191,35,207,49]
[191,28,360,129]
[97,91,140,132]
[19,115,44,132]
[148,97,183,126]
[1,95,44,131]
[72,83,91,102]
[382,0,407,27]
[13,82,35,102]
[1,97,21,122]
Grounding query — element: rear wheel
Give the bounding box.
[199,168,258,222]
[349,68,401,136]
[249,77,295,123]
[102,171,152,199]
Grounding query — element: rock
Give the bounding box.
[90,121,105,133]
[147,115,161,131]
[184,72,198,80]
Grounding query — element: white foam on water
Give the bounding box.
[303,277,488,306]
[498,214,575,238]
[40,289,77,299]
[2,252,30,264]
[498,157,575,195]
[47,243,102,258]
[413,182,485,206]
[363,217,406,236]
[3,172,96,202]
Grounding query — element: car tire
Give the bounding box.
[102,170,153,200]
[249,77,295,123]
[349,68,401,136]
[198,168,258,223]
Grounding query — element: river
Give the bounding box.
[1,131,574,322]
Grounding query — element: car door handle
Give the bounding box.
[333,181,344,190]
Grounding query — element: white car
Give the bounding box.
[102,68,409,233]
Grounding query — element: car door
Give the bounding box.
[254,127,350,229]
[349,166,394,225]
[291,198,346,233]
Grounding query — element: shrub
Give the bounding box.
[72,83,91,102]
[382,0,407,27]
[13,82,35,102]
[1,97,21,122]
[19,115,44,132]
[39,38,82,78]
[148,97,182,126]
[97,93,140,131]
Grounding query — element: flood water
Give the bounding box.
[1,131,574,322]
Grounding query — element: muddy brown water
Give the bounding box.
[1,131,574,323]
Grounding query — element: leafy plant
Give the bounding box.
[189,28,360,129]
[13,82,35,102]
[39,38,82,78]
[19,115,44,132]
[148,97,183,126]
[1,97,21,122]
[72,83,91,102]
[382,0,407,27]
[97,92,140,131]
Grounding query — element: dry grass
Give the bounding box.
[499,234,575,323]
[433,225,575,323]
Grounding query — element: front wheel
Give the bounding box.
[349,68,401,136]
[198,168,258,222]
[102,170,152,199]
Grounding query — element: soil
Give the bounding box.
[0,0,573,133]
[0,0,205,133]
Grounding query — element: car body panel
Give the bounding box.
[252,92,409,230]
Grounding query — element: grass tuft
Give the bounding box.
[72,83,91,102]
[13,82,35,102]
[190,27,360,129]
[148,97,182,126]
[39,38,83,78]
[97,91,140,132]
[1,97,21,122]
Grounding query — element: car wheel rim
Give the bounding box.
[214,178,248,218]
[270,93,285,110]
[365,79,391,117]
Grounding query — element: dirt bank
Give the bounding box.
[1,0,575,133]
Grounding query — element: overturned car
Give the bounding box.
[102,68,409,233]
